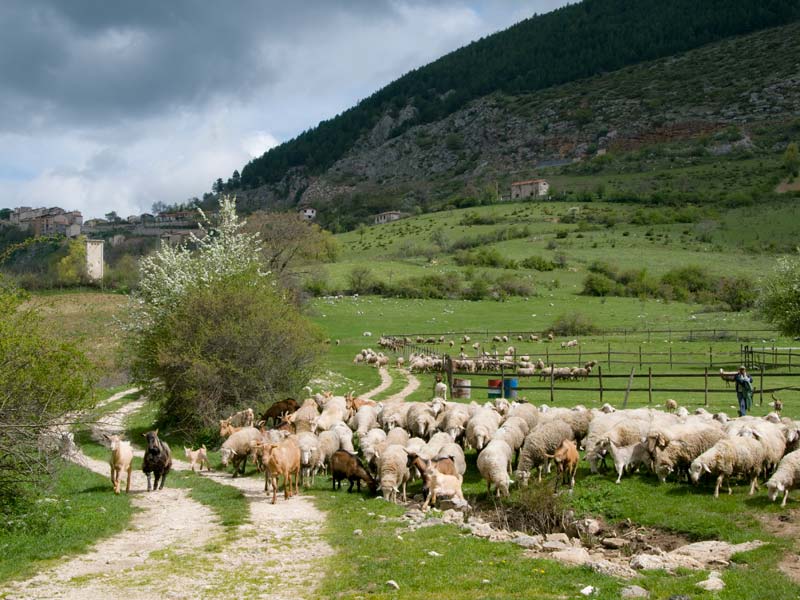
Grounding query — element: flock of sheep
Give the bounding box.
[212,387,800,510]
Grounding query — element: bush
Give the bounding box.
[588,260,617,279]
[582,273,622,296]
[520,255,555,271]
[137,272,324,434]
[454,247,516,269]
[549,313,600,336]
[759,253,800,336]
[717,276,757,311]
[0,279,95,514]
[348,266,379,294]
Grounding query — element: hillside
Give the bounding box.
[214,1,800,227]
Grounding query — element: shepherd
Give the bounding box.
[734,366,753,417]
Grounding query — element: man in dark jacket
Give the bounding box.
[734,366,753,417]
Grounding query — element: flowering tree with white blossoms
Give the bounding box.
[759,251,800,337]
[125,196,323,434]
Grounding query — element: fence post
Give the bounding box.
[501,363,506,400]
[623,368,635,409]
[446,355,453,399]
[709,346,713,368]
[598,365,604,404]
[639,346,643,369]
[790,349,792,374]
[608,343,612,369]
[550,365,555,405]
[578,346,582,366]
[669,347,673,370]
[648,367,652,405]
[760,368,764,406]
[704,367,708,407]
[546,346,549,365]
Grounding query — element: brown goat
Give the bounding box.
[255,437,300,504]
[330,450,377,493]
[260,398,299,427]
[546,439,579,491]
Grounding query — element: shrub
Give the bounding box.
[758,253,800,335]
[717,276,757,311]
[582,273,622,297]
[454,247,516,269]
[588,260,617,279]
[0,279,95,514]
[138,272,324,434]
[661,265,712,294]
[549,313,600,336]
[520,255,555,271]
[348,266,378,294]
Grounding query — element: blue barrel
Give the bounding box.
[503,378,519,400]
[488,379,502,399]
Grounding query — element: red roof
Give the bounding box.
[511,179,547,186]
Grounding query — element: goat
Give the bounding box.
[142,430,172,492]
[330,450,377,493]
[105,434,133,495]
[184,445,212,472]
[260,398,299,427]
[545,439,579,492]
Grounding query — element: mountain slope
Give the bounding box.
[226,0,799,200]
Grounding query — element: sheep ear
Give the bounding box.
[154,429,158,436]
[703,463,711,474]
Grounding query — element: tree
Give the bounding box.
[0,278,95,512]
[105,211,119,222]
[348,266,376,294]
[56,236,87,286]
[212,178,225,194]
[758,253,800,336]
[784,142,800,178]
[152,201,168,214]
[125,196,324,434]
[244,211,338,283]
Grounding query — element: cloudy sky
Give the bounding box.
[0,1,568,219]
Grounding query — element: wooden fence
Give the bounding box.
[444,358,800,408]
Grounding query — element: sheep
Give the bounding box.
[330,450,377,493]
[433,380,448,400]
[317,430,341,475]
[724,417,787,474]
[316,395,350,431]
[105,434,133,495]
[560,339,578,348]
[648,424,726,483]
[584,360,598,370]
[380,402,411,431]
[466,407,502,451]
[287,398,320,433]
[435,442,467,476]
[664,399,678,413]
[225,407,255,428]
[516,421,574,485]
[406,402,437,440]
[437,403,470,444]
[184,444,212,472]
[584,410,675,473]
[420,463,465,511]
[539,406,593,445]
[767,450,800,507]
[260,398,299,427]
[689,432,767,497]
[353,405,379,438]
[376,444,411,503]
[142,430,172,492]
[296,432,321,487]
[385,426,410,448]
[219,420,245,438]
[546,439,579,491]
[570,366,591,380]
[600,403,616,413]
[492,419,527,453]
[220,427,262,477]
[331,421,356,454]
[507,402,539,430]
[477,439,514,497]
[256,436,301,504]
[425,431,455,457]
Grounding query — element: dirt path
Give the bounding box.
[383,369,422,403]
[2,395,332,600]
[360,366,392,400]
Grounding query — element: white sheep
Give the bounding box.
[376,444,411,503]
[516,421,574,485]
[406,402,437,440]
[466,407,502,451]
[436,442,467,476]
[648,423,726,483]
[767,450,800,507]
[354,405,379,438]
[598,438,651,484]
[438,403,471,444]
[380,402,411,431]
[477,439,514,496]
[296,432,321,487]
[331,421,356,454]
[689,432,767,497]
[316,430,341,475]
[507,402,539,430]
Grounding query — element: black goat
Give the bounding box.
[260,398,299,427]
[330,450,377,493]
[142,429,172,492]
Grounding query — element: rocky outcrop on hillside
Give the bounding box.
[242,22,800,211]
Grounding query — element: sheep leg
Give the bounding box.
[402,481,407,502]
[782,490,789,507]
[537,465,543,483]
[159,470,167,490]
[714,474,723,498]
[615,463,624,484]
[110,465,117,491]
[145,472,152,492]
[749,476,759,495]
[125,467,132,493]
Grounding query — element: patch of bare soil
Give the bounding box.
[383,369,421,403]
[756,508,800,583]
[360,366,392,400]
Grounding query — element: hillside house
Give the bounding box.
[510,179,550,200]
[298,206,317,221]
[374,211,402,225]
[8,206,83,237]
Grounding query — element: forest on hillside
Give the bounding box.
[227,0,799,193]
